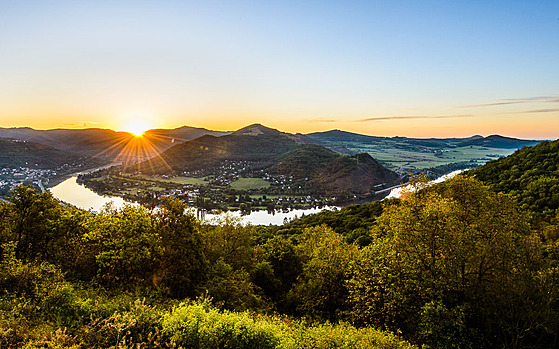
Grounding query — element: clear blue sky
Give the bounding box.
[0,0,557,138]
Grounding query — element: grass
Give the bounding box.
[122,174,207,186]
[230,178,271,190]
[330,143,517,170]
[147,186,166,191]
[163,176,207,185]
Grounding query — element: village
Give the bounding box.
[0,167,52,197]
[77,160,359,213]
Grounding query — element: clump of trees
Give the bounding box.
[1,173,559,348]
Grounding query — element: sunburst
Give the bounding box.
[124,120,152,137]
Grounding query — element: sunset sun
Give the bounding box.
[124,120,152,137]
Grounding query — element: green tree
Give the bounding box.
[83,203,160,287]
[256,235,302,311]
[202,215,255,271]
[348,176,555,347]
[155,198,208,298]
[292,225,358,320]
[4,186,62,262]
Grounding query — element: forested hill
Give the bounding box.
[468,139,559,218]
[0,138,104,169]
[0,126,227,161]
[457,134,541,148]
[132,124,400,195]
[133,124,305,173]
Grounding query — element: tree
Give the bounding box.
[348,176,556,347]
[83,203,160,287]
[5,186,62,262]
[155,198,208,298]
[202,214,255,270]
[292,225,358,320]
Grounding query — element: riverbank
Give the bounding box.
[45,163,118,189]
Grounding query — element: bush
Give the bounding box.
[162,300,279,349]
[162,300,415,349]
[282,322,416,349]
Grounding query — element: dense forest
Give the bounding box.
[1,140,559,348]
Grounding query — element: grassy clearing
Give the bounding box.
[118,174,207,185]
[163,176,207,185]
[230,178,271,190]
[146,186,166,191]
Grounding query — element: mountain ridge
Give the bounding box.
[0,126,228,161]
[132,124,400,195]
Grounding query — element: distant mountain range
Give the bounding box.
[305,129,543,171]
[132,124,400,195]
[0,124,545,175]
[0,126,228,162]
[306,129,541,149]
[456,134,541,148]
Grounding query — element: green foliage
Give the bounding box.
[275,201,384,245]
[256,236,302,311]
[155,198,209,298]
[348,176,557,347]
[0,241,65,302]
[3,173,559,348]
[162,300,415,349]
[163,300,279,349]
[83,204,161,287]
[291,226,358,320]
[202,215,256,270]
[4,186,63,262]
[281,321,416,349]
[418,301,476,349]
[202,259,266,312]
[468,139,559,218]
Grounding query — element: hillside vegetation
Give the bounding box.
[1,139,558,348]
[0,126,227,161]
[0,138,104,169]
[132,124,399,195]
[2,169,559,347]
[468,139,559,218]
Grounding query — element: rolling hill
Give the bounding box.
[0,126,228,162]
[457,134,541,148]
[132,124,400,195]
[306,130,542,171]
[0,138,105,169]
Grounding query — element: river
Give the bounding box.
[49,176,335,225]
[49,176,132,212]
[383,169,466,199]
[49,170,466,225]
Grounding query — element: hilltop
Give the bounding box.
[307,130,542,171]
[0,126,228,162]
[457,134,541,148]
[131,124,399,195]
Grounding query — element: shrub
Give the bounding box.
[162,301,279,349]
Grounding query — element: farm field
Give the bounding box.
[230,177,271,190]
[317,141,518,171]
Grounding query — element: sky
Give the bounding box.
[0,0,558,139]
